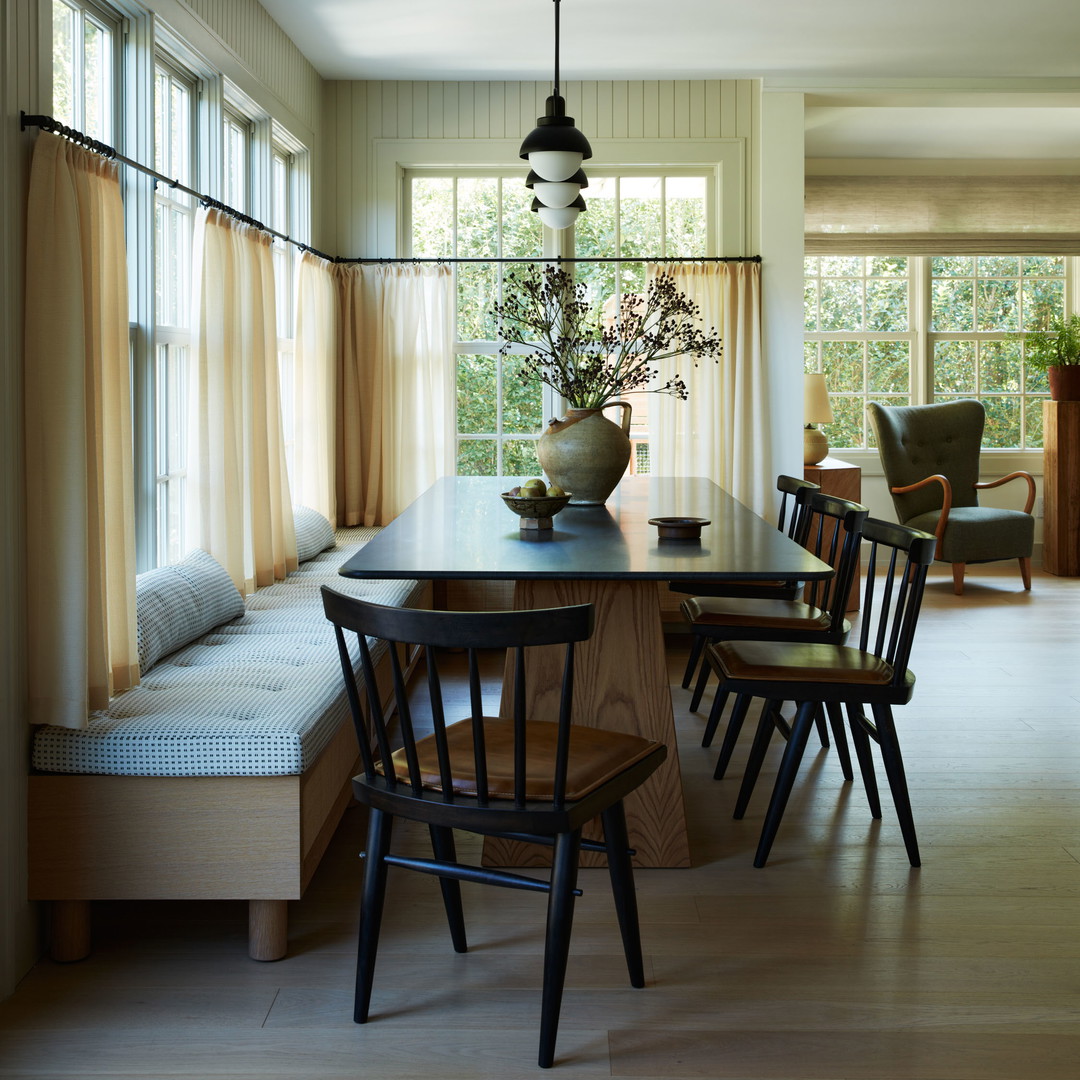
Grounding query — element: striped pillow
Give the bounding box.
[293,506,335,562]
[136,549,245,673]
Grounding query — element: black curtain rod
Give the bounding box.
[19,112,761,266]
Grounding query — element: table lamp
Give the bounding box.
[804,372,834,465]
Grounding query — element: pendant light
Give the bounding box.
[519,0,591,228]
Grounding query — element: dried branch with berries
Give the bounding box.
[493,266,722,410]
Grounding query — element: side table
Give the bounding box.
[804,456,862,611]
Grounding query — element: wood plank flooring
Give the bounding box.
[2,562,1079,1078]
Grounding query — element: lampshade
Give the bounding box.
[532,195,586,230]
[804,372,834,425]
[803,372,833,465]
[526,168,589,208]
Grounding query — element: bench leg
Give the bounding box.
[49,900,92,963]
[248,899,288,961]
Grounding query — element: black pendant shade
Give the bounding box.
[519,0,590,227]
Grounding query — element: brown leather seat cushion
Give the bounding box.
[681,595,833,632]
[710,639,895,685]
[383,719,664,801]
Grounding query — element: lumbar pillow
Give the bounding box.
[135,549,245,673]
[293,505,336,562]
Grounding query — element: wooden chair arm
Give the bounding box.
[974,470,1037,515]
[890,474,952,557]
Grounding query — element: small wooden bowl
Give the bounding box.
[649,516,711,540]
[501,491,573,530]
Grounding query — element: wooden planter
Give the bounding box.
[1048,365,1080,401]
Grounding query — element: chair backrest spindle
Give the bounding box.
[856,519,937,686]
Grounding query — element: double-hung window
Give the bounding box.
[153,59,196,567]
[804,254,1068,452]
[406,168,712,477]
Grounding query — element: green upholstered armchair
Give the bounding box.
[867,400,1036,595]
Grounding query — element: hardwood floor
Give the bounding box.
[3,562,1080,1078]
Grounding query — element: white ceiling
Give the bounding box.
[257,0,1080,159]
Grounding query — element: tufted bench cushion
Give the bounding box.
[31,526,423,778]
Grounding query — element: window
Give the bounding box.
[51,0,116,143]
[153,60,196,566]
[407,169,712,476]
[223,110,250,214]
[271,143,297,480]
[804,255,1067,451]
[409,173,544,476]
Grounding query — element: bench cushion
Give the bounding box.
[31,528,421,778]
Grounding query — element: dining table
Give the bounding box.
[338,474,834,868]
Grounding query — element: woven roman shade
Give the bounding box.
[805,175,1080,254]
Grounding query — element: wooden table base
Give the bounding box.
[482,578,691,869]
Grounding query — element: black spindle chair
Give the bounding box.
[689,493,869,795]
[321,588,667,1070]
[702,519,937,868]
[670,474,819,696]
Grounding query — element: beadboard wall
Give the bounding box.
[320,79,760,258]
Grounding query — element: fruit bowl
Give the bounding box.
[500,491,573,530]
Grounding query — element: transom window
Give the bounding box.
[407,169,712,477]
[804,254,1067,450]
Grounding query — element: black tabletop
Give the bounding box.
[338,476,832,583]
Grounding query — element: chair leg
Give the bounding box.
[825,701,854,781]
[813,704,830,748]
[538,829,582,1069]
[732,699,781,819]
[428,825,467,953]
[752,700,818,868]
[689,650,713,712]
[702,688,731,748]
[871,703,921,868]
[682,634,704,689]
[1019,556,1032,590]
[355,808,394,1024]
[952,562,965,595]
[600,803,645,988]
[711,693,751,777]
[846,704,881,819]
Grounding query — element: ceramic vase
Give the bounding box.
[537,401,632,505]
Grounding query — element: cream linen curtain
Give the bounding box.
[189,207,296,592]
[292,252,337,522]
[649,261,769,513]
[335,263,455,526]
[24,132,139,727]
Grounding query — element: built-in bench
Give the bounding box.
[28,508,429,963]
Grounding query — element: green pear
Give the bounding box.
[522,478,547,497]
[546,481,565,497]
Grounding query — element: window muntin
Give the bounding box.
[52,0,115,143]
[408,169,712,477]
[804,255,1065,451]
